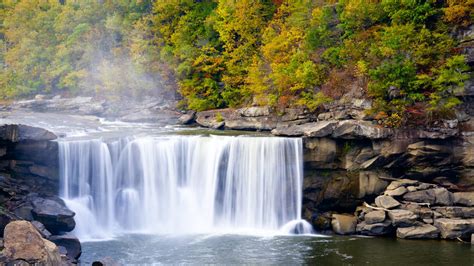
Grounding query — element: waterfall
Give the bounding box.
[59,135,312,240]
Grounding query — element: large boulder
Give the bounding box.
[31,197,75,234]
[434,218,474,239]
[178,111,196,125]
[49,234,82,260]
[356,219,393,236]
[375,195,401,209]
[331,214,357,235]
[432,207,474,219]
[2,221,62,265]
[364,210,386,224]
[396,224,439,239]
[433,188,454,206]
[388,209,418,227]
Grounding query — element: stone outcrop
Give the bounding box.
[2,221,63,265]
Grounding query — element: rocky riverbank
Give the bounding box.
[0,124,80,265]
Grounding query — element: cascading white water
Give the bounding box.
[59,135,312,240]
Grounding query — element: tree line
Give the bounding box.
[1,0,472,126]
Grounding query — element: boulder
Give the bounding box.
[375,195,401,209]
[31,197,75,234]
[356,220,393,236]
[178,111,196,125]
[3,221,62,265]
[434,218,474,239]
[49,234,82,260]
[388,209,418,227]
[402,203,433,220]
[453,192,474,206]
[365,210,386,224]
[385,186,408,197]
[396,224,439,239]
[403,189,436,205]
[331,214,357,235]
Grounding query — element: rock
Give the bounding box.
[31,197,76,234]
[433,187,454,206]
[0,124,57,142]
[29,164,58,180]
[358,171,389,198]
[434,218,474,239]
[195,111,226,129]
[49,234,82,260]
[365,210,386,224]
[332,120,393,139]
[386,179,418,190]
[303,138,337,167]
[385,186,408,197]
[238,107,270,117]
[272,121,338,137]
[31,221,52,239]
[331,214,357,235]
[403,189,436,205]
[13,203,34,221]
[375,195,401,209]
[402,203,433,220]
[178,111,196,125]
[388,209,418,227]
[356,220,393,236]
[433,207,474,219]
[3,221,62,265]
[396,224,439,239]
[453,192,474,206]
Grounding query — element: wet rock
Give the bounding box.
[31,197,75,234]
[3,221,62,265]
[331,214,357,235]
[403,190,436,205]
[49,234,82,260]
[178,111,196,125]
[388,210,418,227]
[434,218,474,239]
[375,195,401,209]
[356,219,393,236]
[385,186,408,197]
[453,192,474,206]
[396,224,439,239]
[365,210,386,224]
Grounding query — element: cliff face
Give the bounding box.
[0,125,80,264]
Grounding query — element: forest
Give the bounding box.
[1,0,472,126]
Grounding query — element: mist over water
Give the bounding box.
[59,135,312,240]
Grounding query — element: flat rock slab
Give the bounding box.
[397,224,439,239]
[384,186,408,197]
[356,220,393,236]
[375,195,401,209]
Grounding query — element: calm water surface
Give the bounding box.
[80,234,473,265]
